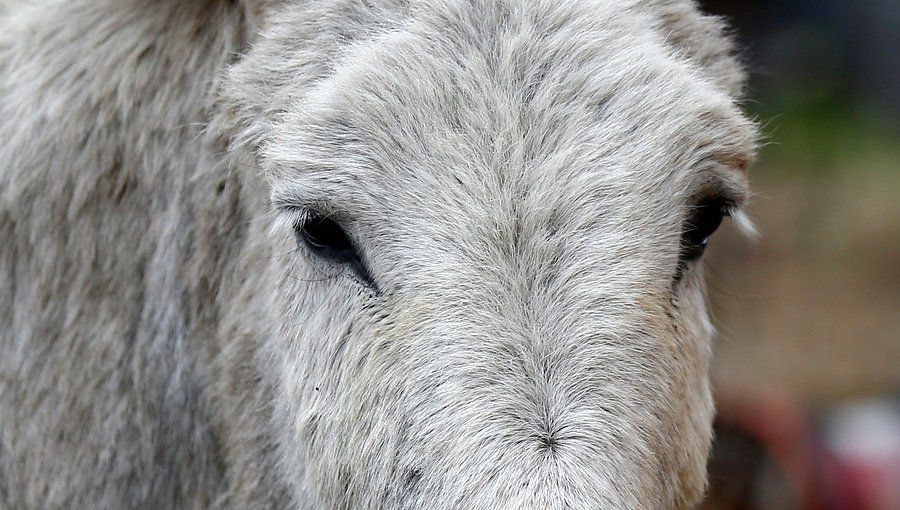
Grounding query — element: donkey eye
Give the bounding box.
[292,211,378,289]
[680,200,728,262]
[296,213,357,261]
[295,211,378,289]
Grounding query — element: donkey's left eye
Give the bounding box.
[680,200,728,262]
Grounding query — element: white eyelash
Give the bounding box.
[272,207,309,236]
[729,208,758,239]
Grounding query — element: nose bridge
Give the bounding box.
[429,277,599,442]
[445,271,718,508]
[412,322,652,508]
[389,237,691,508]
[490,230,703,454]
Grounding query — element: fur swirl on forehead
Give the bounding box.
[1,0,754,509]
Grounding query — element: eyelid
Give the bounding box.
[689,185,743,209]
[271,183,340,216]
[272,195,327,215]
[273,194,355,230]
[688,161,751,205]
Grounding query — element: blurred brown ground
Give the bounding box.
[707,140,900,407]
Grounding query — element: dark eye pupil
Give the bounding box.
[298,214,354,256]
[681,201,726,261]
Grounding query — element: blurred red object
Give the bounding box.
[821,399,900,510]
[704,387,900,510]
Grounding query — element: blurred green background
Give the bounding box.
[696,1,899,508]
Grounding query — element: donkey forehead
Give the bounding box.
[265,1,754,221]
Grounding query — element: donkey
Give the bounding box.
[0,0,756,508]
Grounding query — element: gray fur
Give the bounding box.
[0,1,755,508]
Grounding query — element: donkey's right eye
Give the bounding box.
[294,212,378,289]
[680,200,728,263]
[296,213,357,261]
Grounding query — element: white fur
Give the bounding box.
[0,1,755,508]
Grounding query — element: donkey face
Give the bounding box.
[227,1,756,508]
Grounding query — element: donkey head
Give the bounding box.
[222,1,756,507]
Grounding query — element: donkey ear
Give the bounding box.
[640,0,747,97]
[240,0,283,30]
